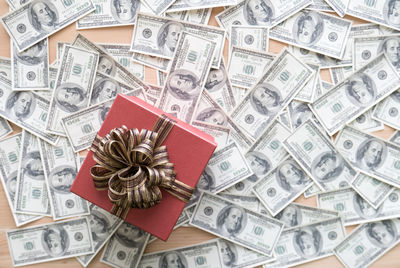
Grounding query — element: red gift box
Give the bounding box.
[71,94,217,241]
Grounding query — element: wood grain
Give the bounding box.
[0,2,399,267]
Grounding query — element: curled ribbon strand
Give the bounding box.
[89,115,194,219]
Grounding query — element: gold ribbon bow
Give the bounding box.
[89,114,194,219]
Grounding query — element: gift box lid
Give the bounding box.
[71,94,217,241]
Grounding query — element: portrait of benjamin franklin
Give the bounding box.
[293,227,322,258]
[185,167,215,208]
[250,83,282,115]
[378,36,400,69]
[217,205,247,237]
[366,220,397,247]
[159,251,187,268]
[294,11,323,45]
[157,22,185,57]
[355,138,387,171]
[98,55,116,76]
[110,0,139,23]
[290,102,312,129]
[353,194,380,219]
[245,151,272,178]
[55,83,87,113]
[28,0,58,34]
[91,78,120,105]
[311,152,344,182]
[205,67,227,92]
[6,91,36,121]
[89,209,111,242]
[344,74,376,107]
[6,171,17,202]
[23,151,44,181]
[166,69,201,100]
[276,159,310,192]
[195,107,227,126]
[42,227,69,257]
[243,0,274,26]
[115,222,147,248]
[219,240,238,267]
[15,39,47,65]
[48,165,77,193]
[275,205,302,228]
[385,0,400,26]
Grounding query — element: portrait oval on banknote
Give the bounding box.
[390,89,400,103]
[28,0,59,34]
[344,73,377,108]
[384,0,400,28]
[205,66,227,92]
[245,151,271,178]
[91,78,121,105]
[293,11,324,46]
[48,165,77,194]
[158,250,188,268]
[365,220,398,248]
[55,82,87,113]
[89,209,111,242]
[196,107,227,126]
[250,83,282,115]
[5,91,36,122]
[355,138,387,171]
[166,69,201,100]
[41,226,69,257]
[293,226,322,258]
[23,151,44,181]
[15,40,47,66]
[110,0,140,24]
[5,171,17,201]
[275,205,302,228]
[157,22,185,58]
[377,36,400,68]
[353,194,381,219]
[276,159,309,193]
[115,222,146,248]
[216,205,248,237]
[219,240,238,267]
[98,106,111,125]
[310,151,344,183]
[98,55,117,76]
[243,0,275,26]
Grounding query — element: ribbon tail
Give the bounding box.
[165,179,194,203]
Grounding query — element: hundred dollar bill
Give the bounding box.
[308,0,334,12]
[334,218,400,268]
[216,0,312,31]
[217,238,275,268]
[39,137,90,220]
[140,0,175,15]
[274,203,339,229]
[348,108,384,133]
[289,46,345,69]
[7,218,94,267]
[304,183,322,198]
[224,120,291,195]
[372,90,400,130]
[330,65,353,84]
[45,45,99,136]
[1,0,95,52]
[5,0,31,10]
[295,64,318,102]
[231,85,248,104]
[253,156,313,216]
[277,109,291,131]
[315,80,333,99]
[130,13,225,68]
[99,43,145,82]
[77,0,140,29]
[144,84,162,106]
[14,131,51,216]
[335,126,400,187]
[227,46,275,89]
[190,192,284,256]
[76,204,123,267]
[230,25,269,53]
[138,240,222,268]
[390,130,400,145]
[350,172,394,209]
[11,38,49,90]
[204,59,236,113]
[167,0,237,12]
[157,31,216,123]
[165,8,212,25]
[0,75,58,145]
[270,10,352,59]
[288,100,319,130]
[230,48,313,140]
[100,222,150,268]
[132,52,170,73]
[311,53,400,135]
[324,0,348,17]
[191,121,230,149]
[283,120,358,192]
[347,1,400,32]
[0,117,12,139]
[0,133,42,227]
[34,65,57,101]
[318,187,400,226]
[217,193,268,215]
[204,142,253,194]
[0,56,11,79]
[264,217,346,268]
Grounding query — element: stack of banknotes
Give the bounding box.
[1,0,400,267]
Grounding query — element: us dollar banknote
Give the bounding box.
[227,46,275,89]
[144,84,162,106]
[295,63,319,102]
[348,107,384,133]
[231,48,312,140]
[283,119,357,192]
[225,120,290,195]
[372,89,400,130]
[190,192,284,256]
[138,240,222,268]
[14,130,51,216]
[311,53,400,135]
[253,156,313,216]
[324,0,348,17]
[288,100,320,130]
[76,204,123,267]
[34,65,58,101]
[0,133,42,227]
[5,0,31,10]
[350,172,394,209]
[315,80,333,100]
[230,25,269,53]
[0,75,58,145]
[308,0,334,12]
[0,56,11,79]
[217,193,268,215]
[132,52,170,73]
[131,13,225,68]
[390,130,400,145]
[166,0,237,12]
[334,218,400,268]
[76,0,140,29]
[191,121,230,150]
[318,187,400,226]
[216,0,312,30]
[140,0,175,15]
[329,65,353,84]
[45,45,99,135]
[7,218,94,267]
[335,126,400,188]
[1,0,95,52]
[157,31,216,123]
[269,10,352,59]
[264,217,346,268]
[166,8,212,25]
[100,222,150,268]
[39,137,90,220]
[11,38,49,90]
[289,46,345,69]
[0,117,12,139]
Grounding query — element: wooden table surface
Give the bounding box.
[0,2,399,267]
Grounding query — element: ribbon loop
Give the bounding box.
[90,115,194,219]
